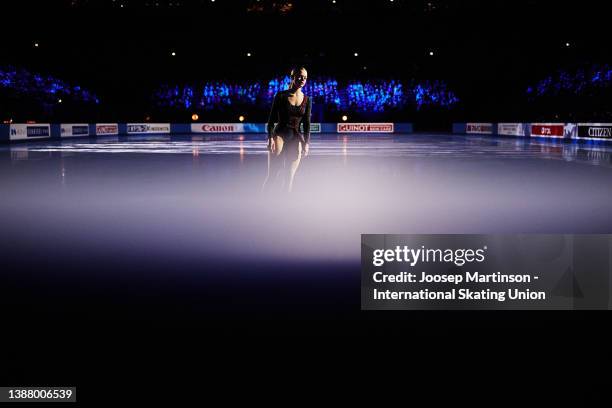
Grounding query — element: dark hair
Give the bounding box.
[290,66,308,77]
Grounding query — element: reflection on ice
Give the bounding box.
[2,133,612,266]
[4,134,612,167]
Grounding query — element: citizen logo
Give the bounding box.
[588,127,612,138]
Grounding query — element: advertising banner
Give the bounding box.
[95,123,119,135]
[127,123,171,134]
[465,123,493,134]
[497,123,525,136]
[61,124,90,137]
[190,123,262,133]
[301,123,321,133]
[337,123,394,133]
[530,123,564,138]
[564,123,577,138]
[9,124,51,141]
[576,123,612,140]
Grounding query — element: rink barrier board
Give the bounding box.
[1,123,414,143]
[1,124,9,141]
[454,123,612,141]
[5,122,611,143]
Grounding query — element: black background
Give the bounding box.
[2,0,612,122]
[1,0,611,402]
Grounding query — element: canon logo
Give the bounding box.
[202,124,236,132]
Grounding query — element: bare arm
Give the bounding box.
[267,92,280,139]
[303,96,312,144]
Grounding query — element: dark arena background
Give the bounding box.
[1,0,610,402]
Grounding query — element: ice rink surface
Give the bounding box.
[1,133,611,336]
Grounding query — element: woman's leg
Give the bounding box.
[262,136,285,192]
[285,140,302,193]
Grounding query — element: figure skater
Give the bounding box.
[262,66,312,193]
